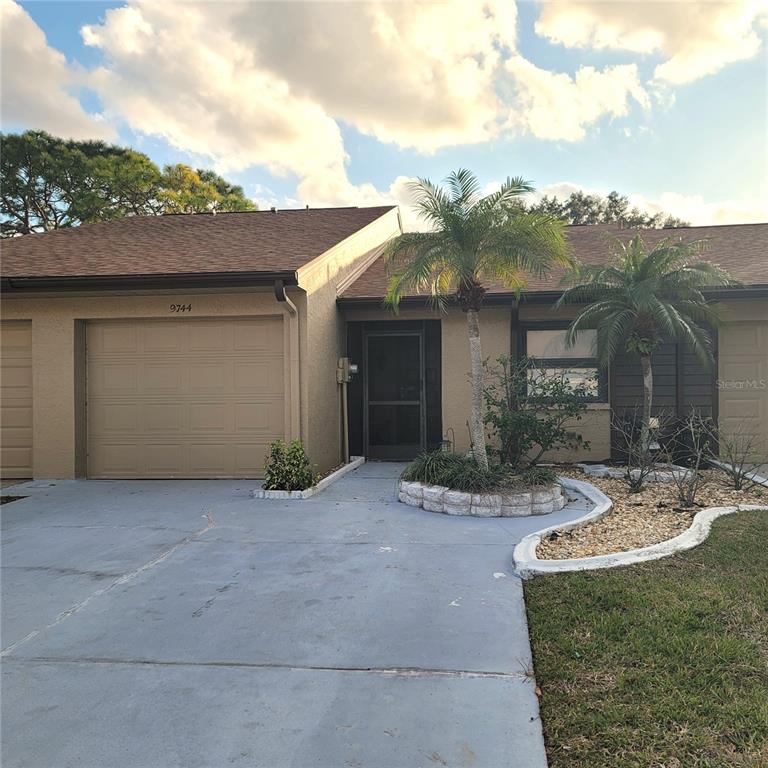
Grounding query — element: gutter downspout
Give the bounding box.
[274,279,301,441]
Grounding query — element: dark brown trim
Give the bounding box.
[338,285,768,309]
[1,271,299,293]
[336,293,517,310]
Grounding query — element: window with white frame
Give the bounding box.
[523,327,605,401]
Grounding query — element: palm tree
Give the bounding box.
[557,234,734,456]
[384,169,569,468]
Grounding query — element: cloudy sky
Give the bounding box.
[2,0,766,227]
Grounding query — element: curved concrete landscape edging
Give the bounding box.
[251,456,365,499]
[514,476,768,579]
[397,480,565,517]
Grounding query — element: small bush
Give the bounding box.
[263,439,318,491]
[401,451,504,492]
[512,466,559,488]
[483,356,591,469]
[401,451,560,493]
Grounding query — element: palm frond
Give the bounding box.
[562,233,734,365]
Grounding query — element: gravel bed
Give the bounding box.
[538,469,768,560]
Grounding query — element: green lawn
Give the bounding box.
[524,510,768,768]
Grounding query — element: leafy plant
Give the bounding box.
[401,450,560,492]
[263,439,318,491]
[383,168,570,468]
[483,356,591,469]
[512,466,559,488]
[401,451,505,492]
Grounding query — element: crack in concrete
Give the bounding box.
[4,655,530,680]
[1,565,123,580]
[0,512,216,657]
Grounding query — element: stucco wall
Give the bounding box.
[1,289,299,478]
[299,208,401,471]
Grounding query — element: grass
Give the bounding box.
[524,510,768,768]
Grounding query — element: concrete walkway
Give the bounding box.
[1,464,592,768]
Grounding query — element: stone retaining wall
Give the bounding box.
[398,480,564,517]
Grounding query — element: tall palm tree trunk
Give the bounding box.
[466,308,489,468]
[639,353,654,458]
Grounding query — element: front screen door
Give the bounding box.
[365,332,425,460]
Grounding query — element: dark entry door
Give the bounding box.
[365,332,425,460]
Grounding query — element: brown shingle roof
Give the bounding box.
[340,222,768,300]
[1,206,396,279]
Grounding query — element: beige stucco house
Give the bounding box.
[1,207,766,479]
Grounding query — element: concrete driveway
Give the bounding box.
[1,464,590,768]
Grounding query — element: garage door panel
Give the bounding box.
[1,321,33,478]
[234,361,283,392]
[233,318,283,353]
[93,324,139,354]
[234,401,284,433]
[87,318,285,478]
[89,403,141,434]
[143,403,185,433]
[720,324,766,353]
[719,321,768,453]
[143,323,186,352]
[189,323,229,351]
[143,363,184,393]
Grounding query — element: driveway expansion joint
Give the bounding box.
[4,655,532,680]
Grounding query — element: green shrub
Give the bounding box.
[483,356,591,469]
[402,450,561,493]
[511,466,559,488]
[401,450,504,492]
[263,439,318,491]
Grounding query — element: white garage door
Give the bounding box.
[719,321,768,456]
[1,321,33,478]
[87,317,285,478]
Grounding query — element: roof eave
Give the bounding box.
[1,270,299,293]
[337,284,768,309]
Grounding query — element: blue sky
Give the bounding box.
[3,0,767,226]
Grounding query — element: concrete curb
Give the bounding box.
[397,479,565,517]
[251,456,365,499]
[514,476,768,578]
[708,459,768,488]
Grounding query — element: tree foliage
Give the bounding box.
[558,235,733,368]
[557,234,734,456]
[1,131,255,236]
[383,168,571,467]
[519,189,689,228]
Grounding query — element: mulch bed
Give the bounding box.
[538,469,768,560]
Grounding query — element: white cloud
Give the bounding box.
[505,57,649,141]
[628,191,768,226]
[535,1,768,85]
[0,0,114,140]
[77,1,658,205]
[231,0,518,152]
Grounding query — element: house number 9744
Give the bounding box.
[169,303,192,313]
